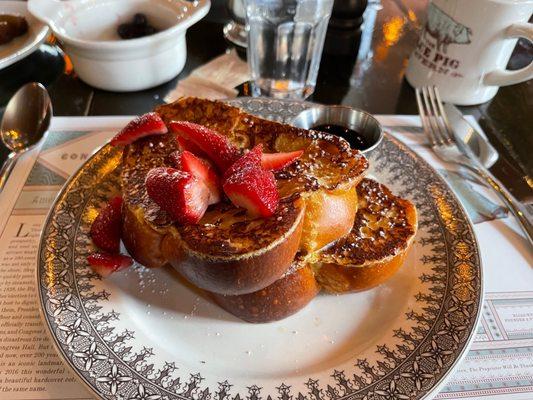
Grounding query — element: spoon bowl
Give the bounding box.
[0,82,52,191]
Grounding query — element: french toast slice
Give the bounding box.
[155,98,368,252]
[211,254,319,323]
[121,133,305,295]
[314,178,418,293]
[212,178,417,322]
[122,98,368,295]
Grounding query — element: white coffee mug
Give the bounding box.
[405,0,533,105]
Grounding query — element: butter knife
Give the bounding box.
[443,103,499,169]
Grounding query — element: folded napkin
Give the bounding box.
[165,50,250,102]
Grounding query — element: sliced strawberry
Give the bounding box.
[145,167,209,224]
[223,167,279,218]
[169,121,239,171]
[224,144,263,180]
[171,151,221,205]
[111,112,167,146]
[261,150,303,171]
[87,253,133,277]
[90,196,123,253]
[176,136,208,159]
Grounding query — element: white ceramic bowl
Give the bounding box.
[0,1,49,70]
[28,0,210,92]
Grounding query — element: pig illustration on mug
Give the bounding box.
[406,0,533,105]
[424,3,472,53]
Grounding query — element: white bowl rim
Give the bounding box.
[32,0,210,50]
[0,1,50,69]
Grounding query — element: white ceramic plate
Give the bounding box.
[0,1,49,70]
[38,98,482,400]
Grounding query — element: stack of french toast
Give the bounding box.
[87,97,417,323]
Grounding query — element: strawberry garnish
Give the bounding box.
[90,196,123,253]
[171,150,221,205]
[223,145,279,218]
[223,144,263,178]
[176,136,208,159]
[169,121,239,171]
[87,253,133,277]
[224,168,279,218]
[261,150,303,171]
[145,167,209,224]
[111,112,167,146]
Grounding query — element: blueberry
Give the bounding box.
[144,26,157,35]
[118,14,158,39]
[133,13,147,26]
[117,23,133,39]
[131,25,148,38]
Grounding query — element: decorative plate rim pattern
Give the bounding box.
[37,97,483,400]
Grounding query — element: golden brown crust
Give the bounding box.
[154,97,368,194]
[122,134,178,228]
[314,178,418,293]
[122,133,305,258]
[177,197,304,257]
[211,262,319,323]
[155,97,244,146]
[161,204,305,295]
[121,97,368,296]
[209,178,418,321]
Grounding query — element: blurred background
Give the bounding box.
[0,0,531,201]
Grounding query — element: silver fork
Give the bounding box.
[416,86,533,247]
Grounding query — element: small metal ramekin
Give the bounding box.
[291,105,383,153]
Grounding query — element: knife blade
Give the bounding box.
[443,103,499,169]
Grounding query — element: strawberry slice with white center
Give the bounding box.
[170,150,221,205]
[90,196,123,253]
[261,150,303,171]
[224,169,279,218]
[223,144,263,179]
[145,167,210,224]
[223,145,279,218]
[111,112,167,146]
[87,253,133,277]
[169,121,240,171]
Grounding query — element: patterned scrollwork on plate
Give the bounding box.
[38,98,481,400]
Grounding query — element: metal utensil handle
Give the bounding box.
[0,153,18,193]
[466,157,533,246]
[432,86,533,247]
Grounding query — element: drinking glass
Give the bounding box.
[224,0,247,48]
[245,0,334,99]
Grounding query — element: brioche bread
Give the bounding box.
[121,98,368,295]
[155,98,367,253]
[315,178,418,293]
[214,178,417,322]
[121,132,306,295]
[211,256,319,323]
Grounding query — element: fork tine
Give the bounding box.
[433,87,454,144]
[428,86,452,145]
[425,86,449,145]
[415,88,437,146]
[421,87,444,146]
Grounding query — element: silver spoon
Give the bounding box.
[0,82,52,192]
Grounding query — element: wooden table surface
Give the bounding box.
[0,0,531,202]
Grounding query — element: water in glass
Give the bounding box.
[246,0,334,99]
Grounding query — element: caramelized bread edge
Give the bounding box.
[315,197,418,293]
[211,264,319,323]
[161,204,306,295]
